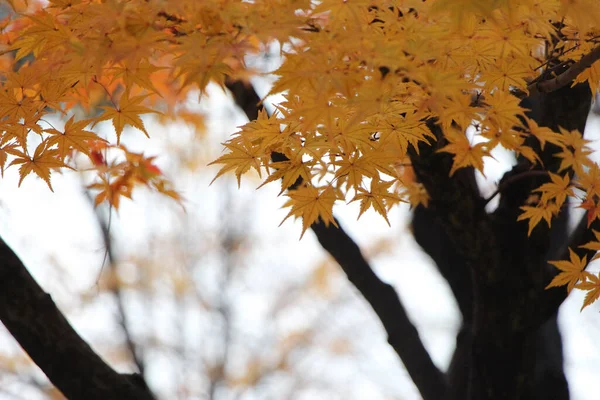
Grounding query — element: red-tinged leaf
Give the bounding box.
[578,198,600,227]
[580,229,600,261]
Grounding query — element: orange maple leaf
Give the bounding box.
[45,116,101,159]
[546,249,589,293]
[95,93,158,142]
[535,173,573,208]
[576,273,600,311]
[517,202,559,235]
[8,141,69,191]
[580,229,600,261]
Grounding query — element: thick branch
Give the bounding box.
[311,219,447,400]
[225,79,447,400]
[529,45,600,95]
[0,237,154,400]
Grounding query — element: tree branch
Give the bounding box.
[224,79,448,400]
[311,219,447,400]
[528,44,600,95]
[0,237,154,400]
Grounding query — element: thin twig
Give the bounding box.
[84,191,147,379]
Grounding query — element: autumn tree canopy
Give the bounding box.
[2,0,599,303]
[1,0,600,398]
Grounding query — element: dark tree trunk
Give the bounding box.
[411,82,591,399]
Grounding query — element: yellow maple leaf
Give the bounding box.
[350,179,402,225]
[517,202,559,235]
[546,248,589,293]
[527,119,563,150]
[554,127,593,174]
[535,173,573,208]
[438,127,490,176]
[209,137,263,187]
[333,154,379,192]
[576,163,600,199]
[281,185,339,238]
[259,158,312,195]
[8,141,69,191]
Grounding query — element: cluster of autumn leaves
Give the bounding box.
[1,0,600,307]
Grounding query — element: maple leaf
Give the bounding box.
[535,173,573,208]
[8,141,69,191]
[95,92,158,142]
[554,127,593,174]
[517,202,559,236]
[281,185,339,238]
[45,116,101,159]
[439,127,490,176]
[259,158,312,195]
[399,181,430,208]
[576,273,600,311]
[576,163,600,199]
[546,248,589,293]
[580,230,600,261]
[578,198,600,227]
[333,154,379,192]
[484,92,527,131]
[110,61,164,95]
[527,119,563,150]
[89,173,133,209]
[350,180,402,225]
[0,144,17,176]
[209,137,263,187]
